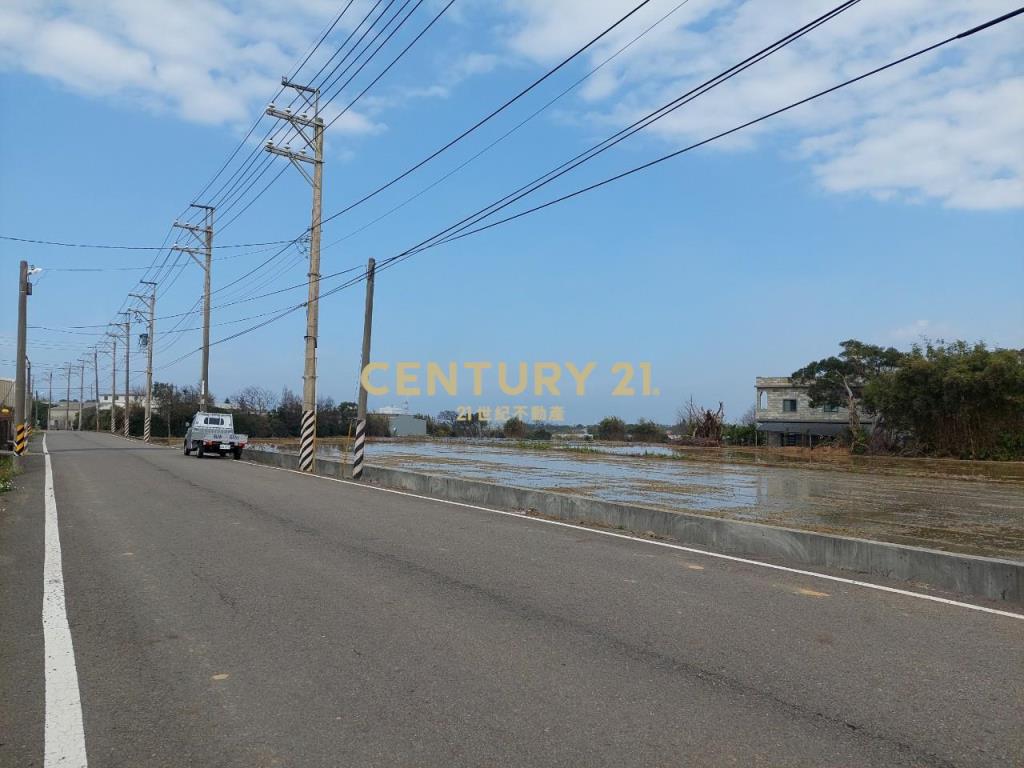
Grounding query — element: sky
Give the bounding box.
[1,0,1022,426]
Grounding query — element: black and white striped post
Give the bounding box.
[352,418,366,479]
[353,257,375,480]
[300,410,316,473]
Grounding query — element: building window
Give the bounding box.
[757,390,766,410]
[823,404,839,413]
[783,399,797,413]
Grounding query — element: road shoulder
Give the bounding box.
[0,451,45,767]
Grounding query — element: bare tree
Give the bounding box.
[233,385,278,414]
[740,404,757,427]
[683,397,725,442]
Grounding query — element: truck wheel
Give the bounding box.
[196,443,205,458]
[232,447,242,460]
[183,440,191,456]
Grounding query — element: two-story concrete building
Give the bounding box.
[98,393,153,411]
[755,376,874,447]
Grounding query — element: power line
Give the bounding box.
[320,0,660,232]
[191,0,661,313]
[379,5,1024,273]
[214,0,442,237]
[0,234,292,250]
[319,0,693,253]
[189,0,360,205]
[360,0,867,273]
[160,2,1022,370]
[203,0,396,221]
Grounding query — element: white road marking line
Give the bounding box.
[42,434,89,767]
[241,459,1024,621]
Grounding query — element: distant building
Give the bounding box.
[98,393,153,411]
[0,378,13,445]
[372,411,427,437]
[49,400,96,430]
[375,402,410,416]
[755,376,875,447]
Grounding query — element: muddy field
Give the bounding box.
[245,438,1024,560]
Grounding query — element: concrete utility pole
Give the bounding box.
[13,261,28,458]
[130,283,156,442]
[118,315,130,438]
[172,205,214,410]
[93,349,100,432]
[26,360,32,432]
[353,258,375,480]
[107,335,118,434]
[265,78,324,473]
[47,370,53,431]
[65,364,72,431]
[77,359,85,431]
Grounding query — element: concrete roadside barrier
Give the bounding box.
[241,447,1023,605]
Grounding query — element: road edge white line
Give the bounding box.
[42,434,89,767]
[240,459,1024,621]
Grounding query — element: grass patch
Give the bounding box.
[0,455,15,493]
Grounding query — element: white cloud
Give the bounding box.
[2,0,1020,211]
[494,0,1024,210]
[0,0,335,125]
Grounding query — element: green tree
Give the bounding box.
[630,419,666,443]
[866,341,1024,459]
[503,415,528,439]
[792,340,901,449]
[596,416,627,441]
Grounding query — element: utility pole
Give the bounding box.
[65,364,72,431]
[47,370,53,431]
[13,261,28,459]
[353,258,375,480]
[107,335,118,434]
[130,282,156,442]
[173,205,214,410]
[77,359,85,431]
[118,315,130,438]
[266,78,324,473]
[93,349,100,432]
[26,360,32,434]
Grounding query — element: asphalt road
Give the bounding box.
[2,430,1022,767]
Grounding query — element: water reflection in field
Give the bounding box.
[249,439,1024,558]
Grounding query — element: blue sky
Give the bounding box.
[1,0,1022,424]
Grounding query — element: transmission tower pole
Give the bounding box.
[173,205,214,409]
[130,282,157,442]
[93,349,100,432]
[265,78,324,473]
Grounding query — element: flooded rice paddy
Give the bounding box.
[250,439,1024,559]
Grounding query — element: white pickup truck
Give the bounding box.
[183,412,248,459]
